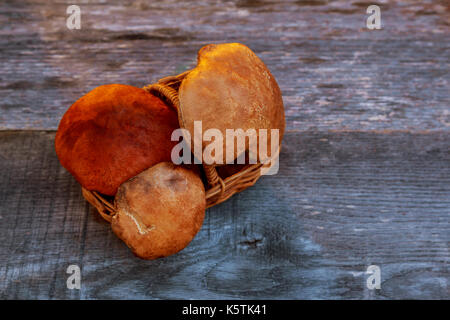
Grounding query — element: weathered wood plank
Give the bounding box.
[0,130,448,299]
[0,0,449,130]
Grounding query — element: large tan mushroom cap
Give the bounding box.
[111,162,206,260]
[178,43,285,165]
[55,84,179,196]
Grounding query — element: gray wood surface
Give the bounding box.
[0,0,449,300]
[0,0,449,131]
[0,131,448,299]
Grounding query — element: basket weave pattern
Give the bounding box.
[82,71,265,221]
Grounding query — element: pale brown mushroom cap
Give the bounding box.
[111,162,206,260]
[178,43,285,165]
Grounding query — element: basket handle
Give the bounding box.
[144,80,224,191]
[144,83,180,112]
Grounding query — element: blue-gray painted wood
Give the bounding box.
[0,131,448,299]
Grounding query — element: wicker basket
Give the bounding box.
[82,70,279,222]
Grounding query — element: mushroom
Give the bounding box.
[55,84,179,195]
[111,162,205,260]
[177,43,285,165]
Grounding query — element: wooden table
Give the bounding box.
[0,0,448,299]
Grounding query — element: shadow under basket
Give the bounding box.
[82,71,278,222]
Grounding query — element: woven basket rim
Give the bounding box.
[82,161,265,221]
[82,70,282,222]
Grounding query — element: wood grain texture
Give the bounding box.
[0,0,449,131]
[0,0,449,300]
[0,130,448,299]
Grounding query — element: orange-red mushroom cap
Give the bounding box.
[55,84,179,195]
